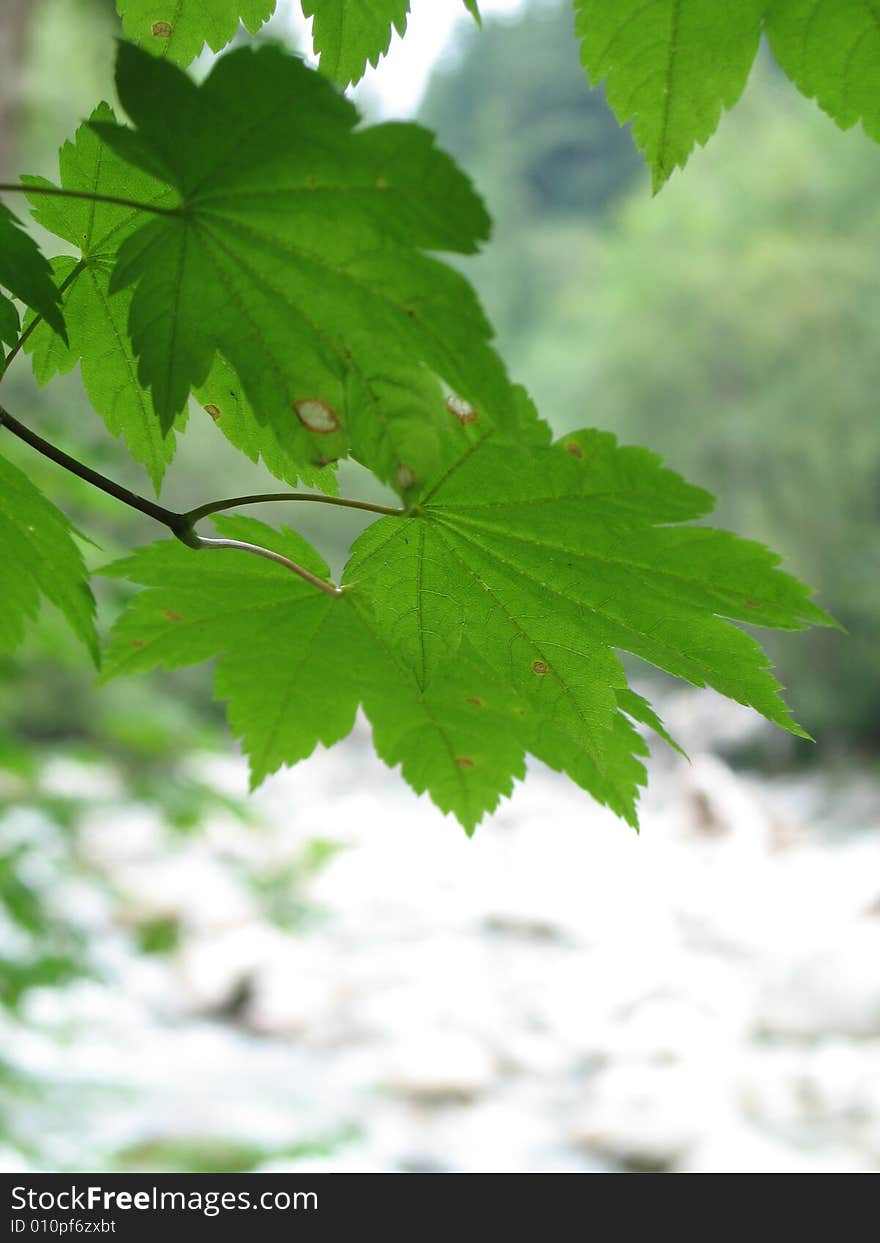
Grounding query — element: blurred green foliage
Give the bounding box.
[113,1126,358,1174]
[422,3,877,747]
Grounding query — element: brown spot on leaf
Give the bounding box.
[465,696,483,707]
[294,398,339,435]
[395,464,415,491]
[375,175,388,189]
[131,639,144,649]
[151,20,173,38]
[306,174,317,188]
[564,440,584,459]
[203,403,222,422]
[532,660,549,676]
[446,394,477,425]
[744,598,760,608]
[164,610,182,622]
[454,756,474,769]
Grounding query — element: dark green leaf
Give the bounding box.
[90,42,543,479]
[0,205,66,339]
[0,293,19,351]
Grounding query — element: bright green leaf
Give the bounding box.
[574,0,764,191]
[0,205,66,339]
[23,105,180,490]
[766,0,880,141]
[0,454,97,660]
[101,427,831,832]
[26,257,180,493]
[303,0,410,86]
[100,516,527,829]
[463,1,482,27]
[116,0,277,67]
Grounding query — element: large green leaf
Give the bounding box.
[0,205,65,339]
[116,0,276,67]
[91,42,538,484]
[766,0,880,142]
[0,454,97,660]
[574,0,764,191]
[101,429,831,830]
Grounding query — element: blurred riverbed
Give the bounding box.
[2,688,879,1174]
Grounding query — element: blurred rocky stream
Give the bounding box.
[1,688,879,1174]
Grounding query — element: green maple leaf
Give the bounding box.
[575,0,764,191]
[90,43,537,482]
[766,0,880,141]
[100,429,830,831]
[23,104,181,491]
[116,0,277,67]
[303,0,410,86]
[0,205,66,340]
[100,516,526,829]
[0,454,97,660]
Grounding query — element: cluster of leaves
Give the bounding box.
[577,0,880,191]
[0,2,844,831]
[115,1,481,82]
[113,1,880,191]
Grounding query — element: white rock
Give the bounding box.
[758,923,880,1039]
[382,1031,498,1101]
[567,1062,719,1169]
[679,1126,875,1174]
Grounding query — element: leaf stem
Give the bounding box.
[192,536,343,596]
[0,182,181,218]
[185,491,405,524]
[0,402,399,594]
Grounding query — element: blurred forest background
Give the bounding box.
[1,0,878,1172]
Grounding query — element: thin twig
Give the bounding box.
[193,536,344,597]
[185,491,405,524]
[0,401,196,542]
[0,401,397,594]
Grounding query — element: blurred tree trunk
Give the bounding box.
[0,0,33,180]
